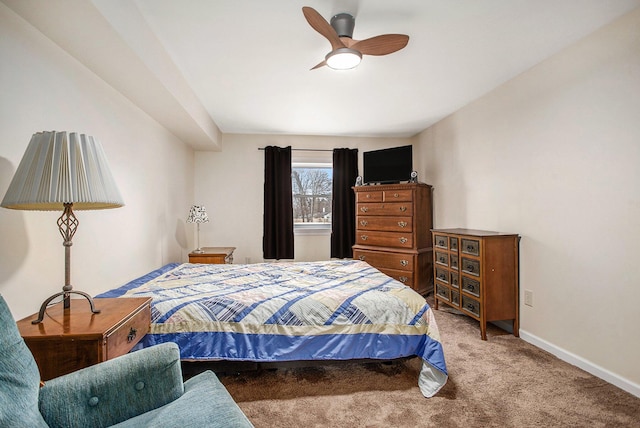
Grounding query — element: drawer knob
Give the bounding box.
[360,206,368,213]
[361,235,368,241]
[399,237,408,244]
[366,194,371,198]
[400,260,408,266]
[127,327,138,343]
[466,284,476,292]
[358,255,366,261]
[438,240,445,246]
[393,193,399,198]
[360,220,368,226]
[399,206,407,212]
[399,276,408,283]
[398,221,407,228]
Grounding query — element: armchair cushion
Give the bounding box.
[0,295,48,427]
[39,342,184,428]
[111,370,254,428]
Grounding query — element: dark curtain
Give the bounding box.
[263,146,294,260]
[331,148,359,259]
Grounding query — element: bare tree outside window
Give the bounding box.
[292,165,332,226]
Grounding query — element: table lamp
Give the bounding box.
[187,205,209,253]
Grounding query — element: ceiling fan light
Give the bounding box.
[326,48,362,70]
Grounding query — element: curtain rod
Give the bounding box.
[258,147,334,152]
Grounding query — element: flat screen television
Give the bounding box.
[363,145,413,184]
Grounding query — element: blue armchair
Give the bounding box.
[0,295,253,427]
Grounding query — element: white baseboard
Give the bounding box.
[520,330,640,398]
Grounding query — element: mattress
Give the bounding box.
[97,260,447,397]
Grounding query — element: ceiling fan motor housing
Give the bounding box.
[330,13,355,38]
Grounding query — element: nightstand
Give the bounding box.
[188,246,235,264]
[16,297,151,381]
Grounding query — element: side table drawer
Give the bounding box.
[106,303,150,360]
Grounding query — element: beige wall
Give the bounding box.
[193,133,414,264]
[416,9,640,395]
[0,3,194,318]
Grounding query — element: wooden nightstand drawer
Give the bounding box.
[189,247,235,264]
[106,303,151,360]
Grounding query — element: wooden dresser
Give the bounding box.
[188,246,235,264]
[431,228,519,340]
[17,297,151,380]
[352,182,434,295]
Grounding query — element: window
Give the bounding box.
[292,162,332,234]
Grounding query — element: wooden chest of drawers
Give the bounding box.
[432,228,519,340]
[17,297,151,380]
[353,183,434,295]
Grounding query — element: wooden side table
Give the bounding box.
[16,297,151,381]
[188,246,235,264]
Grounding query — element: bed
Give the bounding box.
[97,260,448,397]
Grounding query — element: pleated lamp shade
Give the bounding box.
[1,131,124,211]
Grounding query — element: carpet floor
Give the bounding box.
[216,299,640,427]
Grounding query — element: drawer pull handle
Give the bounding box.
[466,265,474,272]
[360,206,368,213]
[360,220,368,226]
[438,240,445,246]
[127,327,138,343]
[398,276,408,283]
[466,303,475,311]
[400,260,409,267]
[439,257,446,263]
[439,273,446,280]
[398,221,407,228]
[366,194,371,199]
[399,206,407,212]
[399,237,408,244]
[393,193,399,198]
[361,235,368,241]
[466,284,476,292]
[358,255,366,261]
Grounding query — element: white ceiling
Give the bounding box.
[4,0,640,149]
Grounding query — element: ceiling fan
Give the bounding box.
[302,6,409,70]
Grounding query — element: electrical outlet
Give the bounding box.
[524,289,533,307]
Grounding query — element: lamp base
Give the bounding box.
[192,248,204,254]
[31,290,101,324]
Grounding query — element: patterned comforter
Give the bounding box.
[97,260,447,397]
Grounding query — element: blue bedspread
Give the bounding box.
[98,260,447,397]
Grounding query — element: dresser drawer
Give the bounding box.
[382,189,413,202]
[462,295,481,318]
[356,191,383,202]
[357,202,413,216]
[435,283,450,301]
[461,276,481,297]
[461,238,480,256]
[377,267,413,287]
[356,216,413,232]
[354,249,413,271]
[435,251,448,266]
[357,231,413,248]
[461,257,480,276]
[434,234,448,249]
[435,267,448,283]
[106,303,150,360]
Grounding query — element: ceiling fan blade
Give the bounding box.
[351,34,409,56]
[310,60,327,70]
[302,6,345,51]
